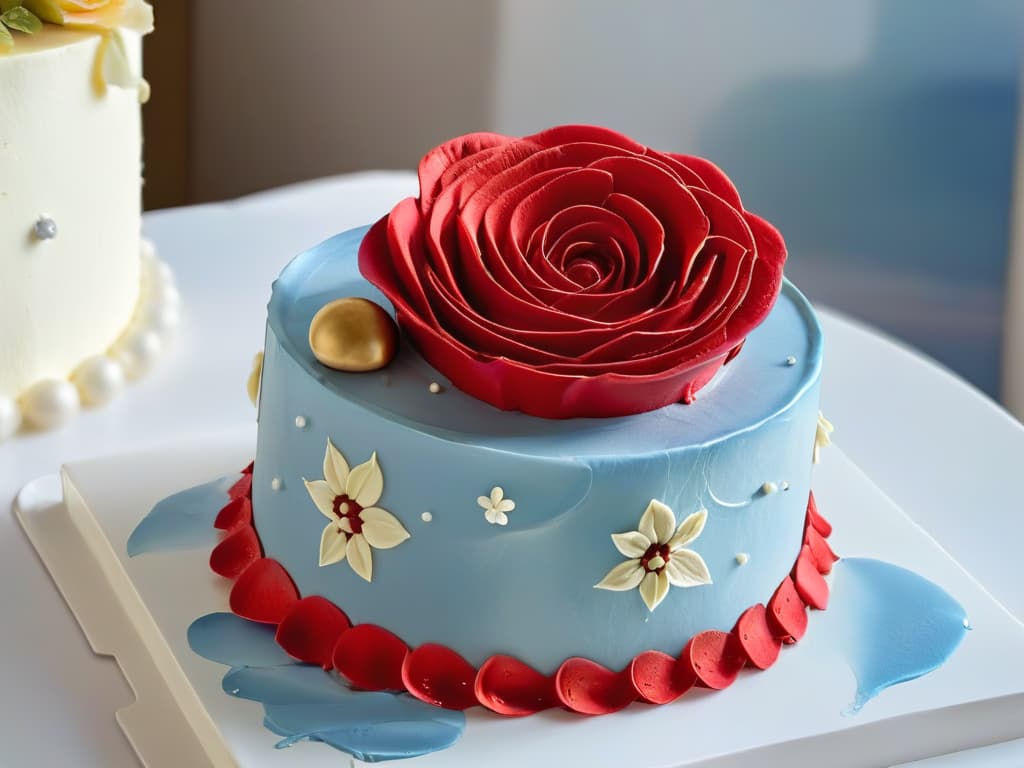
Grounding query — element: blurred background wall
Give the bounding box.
[142,0,1023,403]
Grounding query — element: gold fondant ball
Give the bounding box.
[309,297,398,372]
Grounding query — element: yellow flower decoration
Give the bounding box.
[25,0,153,33]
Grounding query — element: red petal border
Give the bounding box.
[211,465,836,715]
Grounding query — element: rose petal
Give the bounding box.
[229,559,299,624]
[554,657,636,715]
[275,596,351,669]
[475,655,558,716]
[333,624,409,691]
[628,650,694,704]
[402,643,479,710]
[679,630,746,690]
[209,525,260,579]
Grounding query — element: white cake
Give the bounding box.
[0,6,177,438]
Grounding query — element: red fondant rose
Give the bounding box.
[359,125,786,418]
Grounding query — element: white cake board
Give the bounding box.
[15,428,1024,768]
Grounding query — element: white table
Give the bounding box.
[3,173,1022,767]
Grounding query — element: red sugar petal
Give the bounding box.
[807,492,832,538]
[733,604,782,670]
[554,658,636,715]
[793,545,830,610]
[402,643,478,710]
[214,496,252,531]
[275,596,352,669]
[628,650,694,704]
[333,624,409,691]
[228,473,252,501]
[804,524,839,574]
[475,655,558,716]
[229,559,298,624]
[724,339,745,365]
[241,461,254,474]
[209,525,260,579]
[767,576,808,643]
[680,630,745,690]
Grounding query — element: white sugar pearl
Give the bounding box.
[143,301,181,335]
[421,511,433,522]
[785,355,797,366]
[294,416,307,429]
[735,552,750,566]
[271,477,282,491]
[72,355,125,407]
[0,396,21,441]
[428,381,441,394]
[761,481,778,495]
[20,379,80,430]
[155,259,175,287]
[114,330,162,379]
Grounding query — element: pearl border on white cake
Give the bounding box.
[0,239,179,440]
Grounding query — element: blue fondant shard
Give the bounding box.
[187,612,292,668]
[127,477,233,556]
[187,612,465,761]
[828,558,968,712]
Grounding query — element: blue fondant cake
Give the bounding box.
[252,225,822,674]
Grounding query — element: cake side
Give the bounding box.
[250,228,823,673]
[0,28,143,397]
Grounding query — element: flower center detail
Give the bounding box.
[333,494,364,537]
[641,543,671,573]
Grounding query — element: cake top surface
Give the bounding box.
[268,226,822,459]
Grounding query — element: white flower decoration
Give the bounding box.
[813,411,834,464]
[303,439,410,582]
[478,486,515,526]
[595,500,712,612]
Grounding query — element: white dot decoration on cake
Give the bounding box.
[0,240,180,442]
[20,378,80,430]
[761,481,779,496]
[421,511,433,522]
[785,355,797,366]
[295,415,308,429]
[736,552,750,566]
[271,477,283,492]
[72,355,125,407]
[782,481,791,491]
[32,215,57,241]
[428,381,442,394]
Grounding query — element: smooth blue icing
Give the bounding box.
[826,558,969,712]
[127,477,233,557]
[188,612,465,762]
[253,226,823,672]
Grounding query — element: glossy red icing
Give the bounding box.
[733,604,782,670]
[209,524,260,579]
[402,643,479,711]
[214,496,252,531]
[807,491,832,537]
[358,125,787,419]
[211,472,835,715]
[681,630,746,689]
[794,545,830,610]
[227,472,252,501]
[805,523,839,575]
[332,624,409,691]
[767,576,809,644]
[475,655,558,716]
[228,558,298,624]
[628,650,694,704]
[275,596,351,669]
[554,658,636,715]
